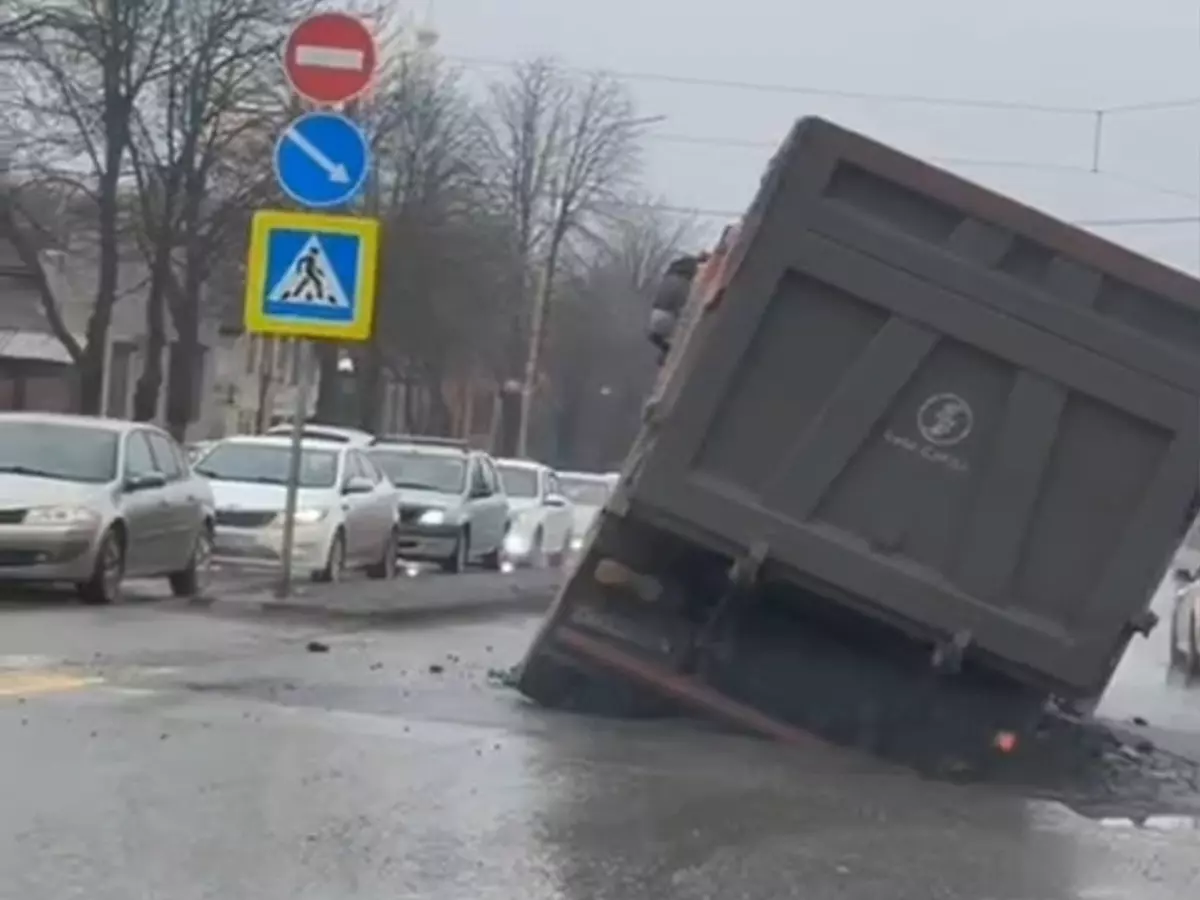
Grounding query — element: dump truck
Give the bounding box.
[516,117,1200,773]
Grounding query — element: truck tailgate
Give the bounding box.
[625,118,1200,696]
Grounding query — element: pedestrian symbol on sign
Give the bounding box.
[244,209,378,341]
[268,235,350,308]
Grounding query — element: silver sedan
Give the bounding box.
[0,412,215,604]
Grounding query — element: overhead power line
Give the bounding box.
[448,54,1090,115]
[602,198,1200,230]
[641,130,1200,203]
[448,54,1200,119]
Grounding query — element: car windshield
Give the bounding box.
[496,464,539,499]
[560,477,611,507]
[194,443,338,488]
[0,420,119,484]
[368,449,466,493]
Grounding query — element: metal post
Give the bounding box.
[276,339,311,598]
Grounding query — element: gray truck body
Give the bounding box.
[554,117,1200,701]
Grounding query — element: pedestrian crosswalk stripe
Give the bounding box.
[0,671,103,698]
[267,234,350,307]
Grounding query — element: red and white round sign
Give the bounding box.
[283,12,377,105]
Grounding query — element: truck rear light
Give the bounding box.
[993,731,1019,753]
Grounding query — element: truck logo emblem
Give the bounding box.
[917,393,973,447]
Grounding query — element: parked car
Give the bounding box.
[194,435,399,582]
[494,458,574,567]
[0,412,215,604]
[186,440,216,463]
[263,422,374,446]
[1171,567,1200,679]
[557,470,619,551]
[366,436,508,573]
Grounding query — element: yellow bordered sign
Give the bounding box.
[243,209,379,341]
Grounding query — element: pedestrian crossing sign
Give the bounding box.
[243,209,379,341]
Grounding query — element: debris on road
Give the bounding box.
[305,641,330,654]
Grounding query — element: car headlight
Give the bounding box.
[273,508,329,526]
[417,509,446,526]
[570,536,584,551]
[504,532,529,555]
[23,506,100,526]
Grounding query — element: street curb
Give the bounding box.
[184,584,558,626]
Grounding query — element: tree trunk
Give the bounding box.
[165,273,199,441]
[516,234,564,456]
[132,244,171,421]
[313,341,341,421]
[79,161,123,414]
[75,341,107,415]
[355,342,383,433]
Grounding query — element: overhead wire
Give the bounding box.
[444,54,1200,232]
[446,54,1197,118]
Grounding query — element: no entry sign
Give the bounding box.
[284,12,377,105]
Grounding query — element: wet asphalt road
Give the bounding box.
[1,575,1199,898]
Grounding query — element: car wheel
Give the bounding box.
[79,528,125,606]
[313,530,346,583]
[528,529,546,569]
[441,529,468,574]
[367,528,398,580]
[548,531,572,569]
[481,538,503,571]
[169,524,214,598]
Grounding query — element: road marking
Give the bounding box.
[0,671,103,698]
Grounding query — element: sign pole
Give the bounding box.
[247,9,379,599]
[276,340,312,597]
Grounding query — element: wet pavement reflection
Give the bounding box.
[0,595,1197,898]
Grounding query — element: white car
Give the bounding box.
[557,470,618,552]
[195,435,400,582]
[263,422,374,446]
[366,437,509,573]
[494,459,574,568]
[1171,568,1200,679]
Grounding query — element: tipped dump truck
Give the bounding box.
[516,117,1200,770]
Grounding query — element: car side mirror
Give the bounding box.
[342,476,374,495]
[124,471,167,492]
[544,493,567,508]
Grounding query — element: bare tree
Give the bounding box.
[479,59,643,455]
[335,49,511,434]
[1,0,174,413]
[127,0,295,433]
[544,204,698,467]
[0,177,85,359]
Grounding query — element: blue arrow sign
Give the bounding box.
[274,111,371,209]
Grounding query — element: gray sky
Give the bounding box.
[429,0,1200,271]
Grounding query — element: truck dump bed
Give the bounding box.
[588,117,1200,699]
